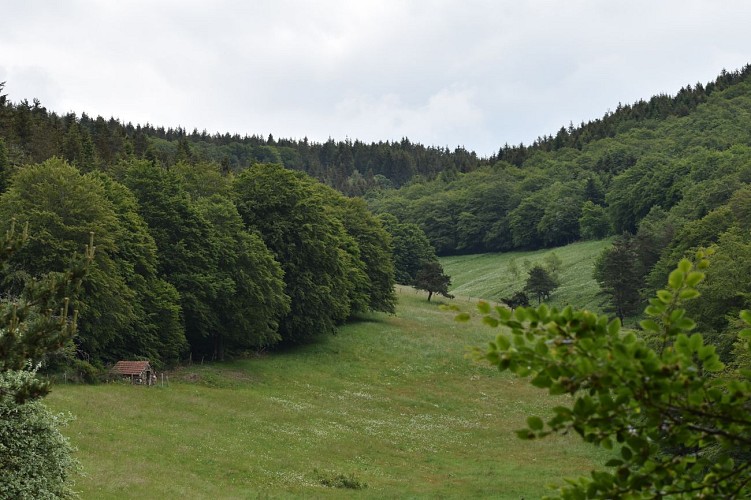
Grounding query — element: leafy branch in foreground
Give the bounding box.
[462,250,751,498]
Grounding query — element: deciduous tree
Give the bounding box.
[523,265,559,304]
[379,213,437,285]
[467,253,751,498]
[578,201,611,240]
[233,164,355,343]
[414,261,453,302]
[123,160,224,358]
[0,158,147,362]
[194,195,289,358]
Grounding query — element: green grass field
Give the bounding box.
[47,292,610,498]
[441,239,613,312]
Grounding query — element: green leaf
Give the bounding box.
[656,290,673,304]
[531,372,551,388]
[685,271,704,287]
[497,307,512,321]
[669,309,685,322]
[527,416,544,431]
[645,304,665,316]
[495,334,511,350]
[477,301,491,315]
[515,429,534,440]
[538,303,549,318]
[704,357,725,372]
[688,333,703,351]
[740,310,751,326]
[482,316,499,328]
[639,319,660,333]
[676,318,697,331]
[679,289,700,300]
[455,312,471,322]
[607,318,621,336]
[678,259,692,273]
[534,341,549,356]
[668,269,684,290]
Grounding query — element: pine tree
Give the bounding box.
[1,220,92,497]
[593,234,644,321]
[0,137,9,193]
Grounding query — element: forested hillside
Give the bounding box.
[2,67,747,199]
[0,83,481,195]
[3,65,751,372]
[368,65,751,255]
[371,65,751,377]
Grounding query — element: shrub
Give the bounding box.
[0,370,79,499]
[313,469,367,490]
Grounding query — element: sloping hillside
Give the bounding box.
[47,293,609,498]
[441,239,612,312]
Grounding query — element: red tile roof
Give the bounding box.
[111,361,152,376]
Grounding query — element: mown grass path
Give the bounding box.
[48,293,609,498]
[441,239,613,311]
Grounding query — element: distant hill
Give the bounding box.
[0,82,482,194]
[368,64,751,255]
[2,66,749,197]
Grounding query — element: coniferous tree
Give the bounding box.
[0,137,9,193]
[593,234,643,321]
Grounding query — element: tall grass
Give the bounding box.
[441,239,613,312]
[47,292,610,498]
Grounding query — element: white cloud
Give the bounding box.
[1,1,751,156]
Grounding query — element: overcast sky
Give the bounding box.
[2,1,750,157]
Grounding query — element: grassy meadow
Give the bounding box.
[441,239,613,312]
[47,291,610,498]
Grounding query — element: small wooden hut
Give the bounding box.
[111,361,155,386]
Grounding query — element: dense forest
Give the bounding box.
[0,82,414,371]
[0,84,481,196]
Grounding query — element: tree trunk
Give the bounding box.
[427,290,433,302]
[214,334,224,362]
